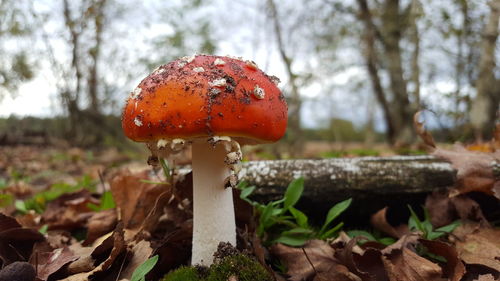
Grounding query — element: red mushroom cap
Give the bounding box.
[122,55,288,144]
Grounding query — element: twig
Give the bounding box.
[301,247,318,276]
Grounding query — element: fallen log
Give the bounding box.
[238,156,458,199]
[235,155,498,225]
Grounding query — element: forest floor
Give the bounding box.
[0,142,498,281]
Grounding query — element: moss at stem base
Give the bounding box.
[162,254,272,281]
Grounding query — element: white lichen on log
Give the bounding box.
[237,156,457,197]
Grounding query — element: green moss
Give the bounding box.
[207,254,272,281]
[162,255,272,281]
[162,266,201,281]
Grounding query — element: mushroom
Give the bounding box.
[121,55,288,266]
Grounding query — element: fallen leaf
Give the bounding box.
[415,113,500,197]
[117,240,153,280]
[60,223,126,280]
[332,234,379,281]
[110,171,167,231]
[381,233,420,255]
[420,239,465,281]
[433,145,499,197]
[35,247,79,281]
[83,209,117,246]
[414,112,436,148]
[425,192,489,227]
[371,207,409,238]
[271,240,337,281]
[42,189,97,230]
[0,213,45,265]
[455,227,500,272]
[150,223,192,280]
[354,248,389,281]
[382,248,443,281]
[313,264,362,281]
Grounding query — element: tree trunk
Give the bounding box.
[356,0,396,142]
[267,0,303,157]
[409,0,421,107]
[471,0,500,141]
[380,0,414,146]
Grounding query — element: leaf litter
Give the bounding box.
[0,135,499,281]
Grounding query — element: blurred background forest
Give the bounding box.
[0,0,499,157]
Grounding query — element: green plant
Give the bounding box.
[15,175,97,214]
[407,205,460,240]
[140,158,172,185]
[238,178,352,246]
[87,191,115,211]
[346,230,396,246]
[131,255,159,281]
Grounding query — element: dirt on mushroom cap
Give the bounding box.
[122,55,288,144]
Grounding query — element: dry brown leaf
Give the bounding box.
[83,209,117,246]
[313,264,362,281]
[414,112,436,148]
[60,223,126,280]
[433,145,499,197]
[151,222,192,279]
[420,239,465,281]
[270,240,337,281]
[371,207,409,238]
[42,189,97,230]
[332,234,381,281]
[355,248,389,281]
[35,247,79,281]
[382,248,443,281]
[415,112,499,197]
[117,240,153,280]
[381,233,420,255]
[425,192,489,227]
[455,227,500,271]
[110,171,167,230]
[0,213,45,265]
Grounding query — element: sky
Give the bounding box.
[0,0,486,130]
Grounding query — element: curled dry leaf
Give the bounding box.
[370,207,409,238]
[332,234,379,281]
[270,240,337,281]
[419,239,465,281]
[434,145,499,197]
[61,223,126,280]
[381,233,420,256]
[455,227,500,272]
[381,248,443,281]
[414,112,500,198]
[425,192,490,227]
[414,112,436,148]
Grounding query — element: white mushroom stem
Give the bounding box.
[191,141,236,266]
